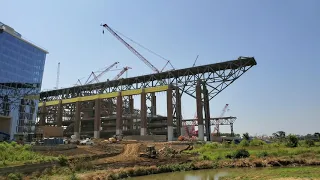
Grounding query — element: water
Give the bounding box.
[127,169,231,180]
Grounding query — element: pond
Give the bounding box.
[126,166,320,180]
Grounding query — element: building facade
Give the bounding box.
[0,22,48,138]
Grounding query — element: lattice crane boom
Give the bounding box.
[86,61,119,84]
[101,23,160,73]
[113,66,132,80]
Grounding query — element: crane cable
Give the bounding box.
[110,28,175,70]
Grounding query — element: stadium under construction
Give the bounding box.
[37,57,257,141]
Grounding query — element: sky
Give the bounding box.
[1,0,319,136]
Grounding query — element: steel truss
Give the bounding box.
[39,57,257,102]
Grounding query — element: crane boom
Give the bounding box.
[86,62,119,84]
[101,24,160,73]
[113,67,132,80]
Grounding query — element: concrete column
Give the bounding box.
[151,93,157,116]
[116,92,123,135]
[176,88,183,136]
[129,96,134,130]
[74,101,81,139]
[203,85,211,141]
[140,90,147,135]
[94,99,101,138]
[230,123,234,137]
[39,102,46,126]
[167,87,173,141]
[196,81,204,141]
[57,100,63,127]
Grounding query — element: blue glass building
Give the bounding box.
[0,22,48,138]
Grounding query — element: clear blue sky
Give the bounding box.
[1,0,319,135]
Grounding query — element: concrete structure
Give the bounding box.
[37,57,257,141]
[0,22,48,138]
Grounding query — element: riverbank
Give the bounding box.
[3,139,320,179]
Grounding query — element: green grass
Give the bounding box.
[187,140,320,161]
[220,166,320,179]
[0,141,57,167]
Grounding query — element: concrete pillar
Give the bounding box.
[203,85,211,141]
[116,92,123,135]
[151,93,157,116]
[176,88,183,136]
[230,123,234,137]
[39,102,46,126]
[167,87,173,141]
[129,96,134,130]
[140,90,147,135]
[74,101,81,139]
[94,99,101,138]
[196,81,204,141]
[57,100,63,127]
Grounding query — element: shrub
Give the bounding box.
[249,139,266,146]
[257,151,269,158]
[305,139,315,147]
[7,173,22,180]
[286,134,299,147]
[58,155,68,166]
[239,139,250,147]
[226,149,250,159]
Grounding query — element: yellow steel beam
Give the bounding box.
[38,85,169,107]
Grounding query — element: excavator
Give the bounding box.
[139,145,157,159]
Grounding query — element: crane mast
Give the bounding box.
[101,24,161,73]
[113,67,132,80]
[85,61,119,84]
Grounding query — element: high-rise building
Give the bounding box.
[0,22,48,139]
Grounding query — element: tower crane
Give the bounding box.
[85,62,119,85]
[101,23,172,73]
[212,104,229,136]
[113,66,132,80]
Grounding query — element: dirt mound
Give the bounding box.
[93,143,144,164]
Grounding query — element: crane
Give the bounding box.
[101,23,171,73]
[85,62,119,84]
[212,104,229,136]
[113,66,132,80]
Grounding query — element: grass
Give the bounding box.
[187,140,320,161]
[0,141,57,167]
[4,139,320,179]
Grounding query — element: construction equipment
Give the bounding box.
[212,104,230,136]
[101,23,174,73]
[139,144,157,158]
[85,62,119,84]
[113,66,132,80]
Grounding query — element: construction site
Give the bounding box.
[34,23,257,143]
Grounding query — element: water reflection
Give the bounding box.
[128,169,229,180]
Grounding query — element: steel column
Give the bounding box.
[94,99,101,138]
[56,100,63,127]
[196,81,204,141]
[151,92,157,116]
[116,92,123,135]
[74,101,80,139]
[175,88,183,136]
[140,90,147,135]
[203,85,211,141]
[167,87,173,141]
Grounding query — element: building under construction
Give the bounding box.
[37,57,257,141]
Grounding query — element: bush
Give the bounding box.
[286,134,299,147]
[7,173,22,180]
[249,139,266,146]
[257,151,269,158]
[305,139,315,147]
[58,155,68,166]
[239,139,250,147]
[226,149,250,159]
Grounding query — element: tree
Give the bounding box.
[242,133,250,140]
[314,132,320,138]
[286,134,298,147]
